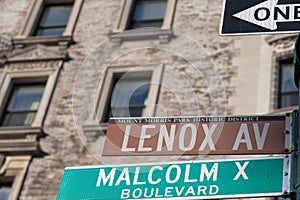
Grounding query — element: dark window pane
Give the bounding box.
[0,183,11,200]
[2,112,37,126]
[132,0,167,21]
[1,84,45,127]
[111,78,150,108]
[109,106,145,119]
[39,5,73,27]
[278,59,299,108]
[129,0,167,29]
[129,83,150,105]
[281,93,298,108]
[34,4,73,36]
[105,74,152,121]
[281,63,298,93]
[36,28,66,36]
[0,188,10,200]
[129,107,145,117]
[130,21,163,29]
[8,85,44,111]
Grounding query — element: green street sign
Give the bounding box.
[57,157,287,200]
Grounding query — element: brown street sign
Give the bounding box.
[102,115,286,155]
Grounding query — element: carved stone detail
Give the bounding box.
[0,36,12,53]
[7,44,67,62]
[6,61,60,72]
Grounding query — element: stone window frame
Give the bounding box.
[96,64,164,128]
[0,69,59,154]
[277,58,298,109]
[13,0,83,47]
[1,84,45,127]
[33,3,74,37]
[0,156,31,200]
[270,49,297,113]
[266,35,298,114]
[110,0,177,43]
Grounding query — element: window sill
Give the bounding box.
[0,126,43,155]
[268,106,298,114]
[265,34,297,44]
[82,121,107,133]
[12,35,73,48]
[81,121,107,144]
[110,29,173,44]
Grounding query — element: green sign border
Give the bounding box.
[57,157,286,200]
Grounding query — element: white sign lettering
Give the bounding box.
[121,123,271,153]
[233,0,300,30]
[233,162,249,180]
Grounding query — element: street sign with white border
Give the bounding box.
[57,156,289,200]
[220,0,300,35]
[103,115,286,156]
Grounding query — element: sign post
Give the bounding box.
[290,111,299,200]
[292,34,300,200]
[57,157,287,200]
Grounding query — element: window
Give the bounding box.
[0,156,31,200]
[96,65,164,124]
[1,84,45,127]
[0,182,12,200]
[278,59,298,108]
[128,0,167,29]
[14,0,83,46]
[105,72,152,121]
[111,0,176,42]
[34,3,73,36]
[0,70,59,130]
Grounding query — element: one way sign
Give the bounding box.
[220,0,300,35]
